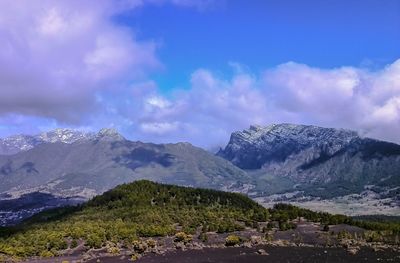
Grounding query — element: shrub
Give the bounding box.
[279,221,296,231]
[70,239,78,249]
[198,232,208,242]
[174,232,192,243]
[225,235,241,246]
[86,234,103,248]
[39,250,54,258]
[132,241,148,253]
[364,231,383,242]
[337,230,352,240]
[146,239,156,248]
[108,246,120,255]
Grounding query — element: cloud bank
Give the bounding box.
[0,0,399,148]
[0,0,161,123]
[130,60,400,147]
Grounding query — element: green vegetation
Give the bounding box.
[270,203,350,225]
[352,215,400,223]
[225,235,241,246]
[0,180,268,259]
[174,232,192,243]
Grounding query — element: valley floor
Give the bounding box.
[255,191,400,216]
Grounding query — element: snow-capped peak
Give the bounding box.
[0,128,124,155]
[96,128,125,141]
[38,128,95,144]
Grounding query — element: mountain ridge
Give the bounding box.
[1,123,399,220]
[217,123,400,201]
[0,132,247,200]
[0,128,126,156]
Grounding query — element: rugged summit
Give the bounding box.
[0,129,96,155]
[218,124,359,170]
[95,128,126,141]
[218,124,400,198]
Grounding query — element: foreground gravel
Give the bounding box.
[84,246,400,263]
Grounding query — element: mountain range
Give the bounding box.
[0,123,399,223]
[0,128,246,200]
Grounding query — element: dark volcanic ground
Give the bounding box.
[24,222,400,263]
[84,246,400,263]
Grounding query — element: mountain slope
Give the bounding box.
[217,124,400,198]
[0,129,247,199]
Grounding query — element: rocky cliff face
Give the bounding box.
[218,124,359,169]
[218,124,400,198]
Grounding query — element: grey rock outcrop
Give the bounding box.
[218,124,400,197]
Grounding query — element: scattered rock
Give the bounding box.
[242,242,252,248]
[347,247,360,255]
[192,242,204,250]
[175,242,186,250]
[250,235,262,245]
[257,249,269,255]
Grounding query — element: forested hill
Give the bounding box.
[87,180,264,211]
[0,180,268,258]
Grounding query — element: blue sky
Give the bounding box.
[124,0,400,90]
[0,0,400,147]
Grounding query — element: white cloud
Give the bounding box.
[125,59,400,147]
[0,0,160,122]
[126,68,271,146]
[145,96,172,111]
[0,2,399,148]
[140,121,180,134]
[264,62,360,114]
[370,97,400,123]
[262,60,400,144]
[158,0,222,10]
[37,8,67,36]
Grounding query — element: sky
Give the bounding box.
[0,0,400,148]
